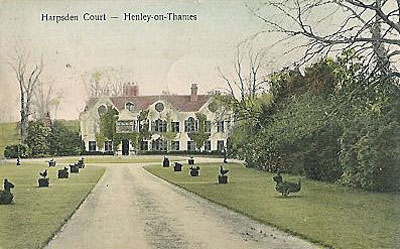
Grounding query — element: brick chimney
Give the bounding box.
[132,85,139,96]
[190,84,198,102]
[44,112,52,129]
[123,83,139,97]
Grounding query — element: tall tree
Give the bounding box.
[81,67,136,98]
[249,0,400,80]
[217,45,271,123]
[32,80,62,120]
[218,45,268,101]
[9,48,43,143]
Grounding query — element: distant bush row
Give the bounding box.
[78,150,224,156]
[4,121,85,159]
[80,151,114,156]
[138,150,224,156]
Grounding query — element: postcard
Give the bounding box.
[0,1,399,249]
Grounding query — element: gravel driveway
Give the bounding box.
[45,159,318,249]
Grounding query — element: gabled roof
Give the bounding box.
[84,95,211,113]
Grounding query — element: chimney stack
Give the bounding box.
[44,112,52,129]
[123,82,139,97]
[132,85,139,97]
[190,83,198,102]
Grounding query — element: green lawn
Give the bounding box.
[145,162,400,249]
[0,162,105,249]
[0,123,19,157]
[55,120,80,132]
[58,155,184,164]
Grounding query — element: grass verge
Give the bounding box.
[0,162,105,249]
[57,155,183,164]
[145,162,400,249]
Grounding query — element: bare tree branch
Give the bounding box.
[81,67,135,99]
[218,45,268,102]
[249,0,400,79]
[9,48,44,143]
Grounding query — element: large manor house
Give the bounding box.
[79,83,233,155]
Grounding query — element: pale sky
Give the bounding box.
[0,0,304,121]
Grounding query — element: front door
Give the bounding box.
[122,139,129,155]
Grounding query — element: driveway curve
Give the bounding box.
[45,159,318,249]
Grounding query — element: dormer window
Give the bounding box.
[208,100,218,113]
[98,105,107,115]
[126,102,135,112]
[155,102,164,112]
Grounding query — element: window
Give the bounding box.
[153,119,167,132]
[126,102,135,112]
[89,141,96,151]
[205,121,211,132]
[217,140,225,152]
[171,122,180,132]
[187,141,196,152]
[104,141,113,151]
[226,120,231,130]
[98,105,107,115]
[171,141,180,151]
[204,140,211,151]
[217,121,224,133]
[185,117,198,132]
[208,100,218,113]
[155,102,164,112]
[116,120,135,133]
[152,139,167,151]
[140,141,148,151]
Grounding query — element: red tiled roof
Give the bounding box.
[84,95,211,112]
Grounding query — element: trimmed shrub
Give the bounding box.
[0,190,13,204]
[4,144,30,159]
[48,121,85,156]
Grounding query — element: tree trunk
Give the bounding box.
[20,93,28,143]
[371,0,390,75]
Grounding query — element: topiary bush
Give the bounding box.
[4,144,30,158]
[0,190,14,204]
